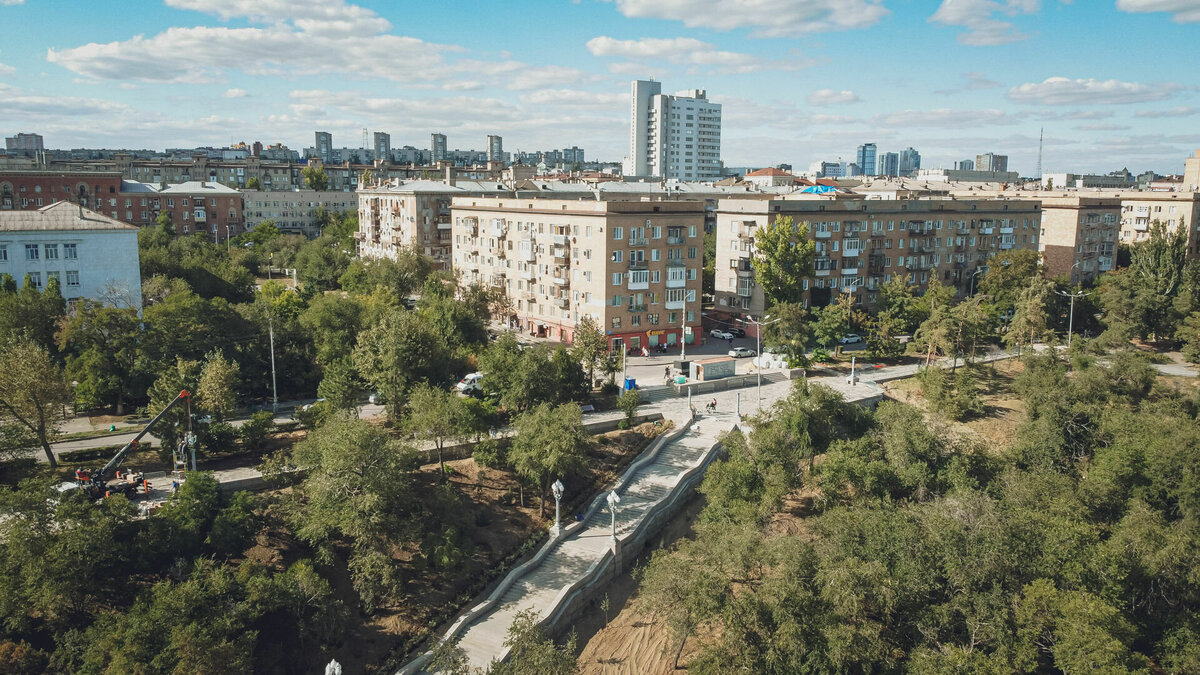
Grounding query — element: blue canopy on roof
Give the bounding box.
[800,185,838,194]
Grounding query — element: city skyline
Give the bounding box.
[0,0,1197,173]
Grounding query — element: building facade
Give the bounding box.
[431,134,448,163]
[487,135,504,163]
[0,202,142,309]
[5,133,44,156]
[976,153,1008,173]
[898,148,922,176]
[712,196,1043,332]
[451,198,705,352]
[877,152,900,177]
[153,182,245,240]
[243,190,359,237]
[1116,192,1200,252]
[357,180,484,269]
[315,132,333,164]
[856,144,877,177]
[623,80,722,181]
[373,133,391,162]
[1037,196,1119,285]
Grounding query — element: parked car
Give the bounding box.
[839,334,864,345]
[368,392,382,405]
[456,372,484,393]
[300,398,326,411]
[710,329,733,340]
[728,346,757,358]
[729,327,746,338]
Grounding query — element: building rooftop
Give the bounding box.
[157,181,242,195]
[745,167,793,177]
[0,201,137,232]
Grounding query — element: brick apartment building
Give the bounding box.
[451,198,705,352]
[1037,195,1120,285]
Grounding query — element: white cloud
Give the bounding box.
[872,108,1020,128]
[807,89,860,105]
[1075,123,1132,131]
[1135,106,1199,118]
[519,89,628,107]
[929,0,1040,45]
[223,88,247,98]
[0,0,26,5]
[934,71,1004,94]
[1007,76,1181,105]
[1115,0,1200,22]
[0,62,14,77]
[165,0,391,36]
[602,0,889,38]
[1062,109,1114,120]
[586,36,806,74]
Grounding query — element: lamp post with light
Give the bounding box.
[737,314,782,410]
[551,479,564,537]
[606,490,620,548]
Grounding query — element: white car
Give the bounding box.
[840,334,864,345]
[456,372,483,393]
[710,329,733,340]
[728,347,757,358]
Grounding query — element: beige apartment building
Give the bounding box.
[243,189,358,237]
[1114,191,1200,254]
[712,196,1043,332]
[1037,196,1120,285]
[357,180,482,269]
[451,198,705,352]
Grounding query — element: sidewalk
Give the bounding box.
[401,373,884,673]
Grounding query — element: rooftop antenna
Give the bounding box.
[1036,127,1043,182]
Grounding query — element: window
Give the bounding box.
[25,244,39,261]
[612,272,623,285]
[688,225,697,238]
[631,315,641,327]
[612,250,623,263]
[66,270,80,287]
[613,226,623,240]
[63,243,77,259]
[610,295,623,307]
[688,247,697,259]
[0,245,6,262]
[648,313,659,325]
[28,272,41,289]
[44,244,58,260]
[611,317,621,329]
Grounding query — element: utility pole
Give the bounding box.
[268,314,279,413]
[1055,289,1086,347]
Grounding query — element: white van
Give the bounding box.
[456,372,483,394]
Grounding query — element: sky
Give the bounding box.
[0,0,1198,175]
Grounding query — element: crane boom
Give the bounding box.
[97,390,191,482]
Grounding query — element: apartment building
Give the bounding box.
[450,198,705,352]
[0,202,142,309]
[153,181,245,240]
[243,189,358,237]
[1115,191,1200,253]
[623,80,722,181]
[0,170,124,212]
[1037,196,1120,284]
[712,196,1043,331]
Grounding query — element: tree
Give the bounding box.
[702,228,717,299]
[352,308,452,421]
[0,340,71,466]
[867,311,906,360]
[300,294,365,366]
[245,220,280,247]
[977,249,1041,316]
[1178,311,1200,363]
[301,165,329,191]
[245,176,262,190]
[762,302,813,365]
[488,609,578,675]
[616,388,641,427]
[878,275,924,334]
[197,350,240,421]
[404,383,481,477]
[1128,219,1188,340]
[1005,276,1054,349]
[571,315,608,388]
[273,416,420,611]
[0,275,66,354]
[56,302,145,414]
[294,237,350,292]
[317,358,363,411]
[146,357,202,461]
[752,216,816,306]
[509,403,590,514]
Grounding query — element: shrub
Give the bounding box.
[239,410,275,452]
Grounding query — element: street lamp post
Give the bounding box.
[737,314,782,410]
[551,479,564,536]
[969,268,985,297]
[1055,289,1087,347]
[606,490,620,547]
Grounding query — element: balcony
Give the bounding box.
[1000,226,1014,234]
[665,299,685,310]
[815,230,832,239]
[554,297,569,309]
[520,268,535,281]
[627,303,647,312]
[489,222,508,237]
[628,236,649,247]
[666,274,687,288]
[627,273,649,291]
[979,227,995,235]
[667,235,684,245]
[841,267,859,276]
[553,255,568,266]
[666,258,687,268]
[628,260,648,271]
[518,247,535,262]
[553,234,568,246]
[353,231,365,240]
[552,269,569,285]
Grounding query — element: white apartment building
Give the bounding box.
[623,80,721,181]
[451,198,705,353]
[243,189,359,237]
[0,202,142,309]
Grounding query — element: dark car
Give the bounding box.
[729,328,746,338]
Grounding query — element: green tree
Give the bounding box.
[301,164,329,190]
[977,249,1041,316]
[56,302,145,413]
[238,411,275,453]
[509,403,590,514]
[197,350,240,421]
[1005,275,1054,349]
[702,228,716,299]
[294,237,350,292]
[1178,310,1200,363]
[0,275,66,354]
[488,609,578,675]
[1128,218,1187,340]
[273,416,420,611]
[245,220,279,247]
[616,387,641,427]
[0,340,72,466]
[762,302,813,365]
[352,308,452,421]
[752,216,816,306]
[404,383,483,477]
[316,358,363,411]
[145,357,202,461]
[245,176,262,190]
[570,315,608,388]
[300,293,365,366]
[877,275,924,334]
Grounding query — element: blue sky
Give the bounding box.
[1,0,1198,174]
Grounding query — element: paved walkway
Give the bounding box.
[406,371,883,673]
